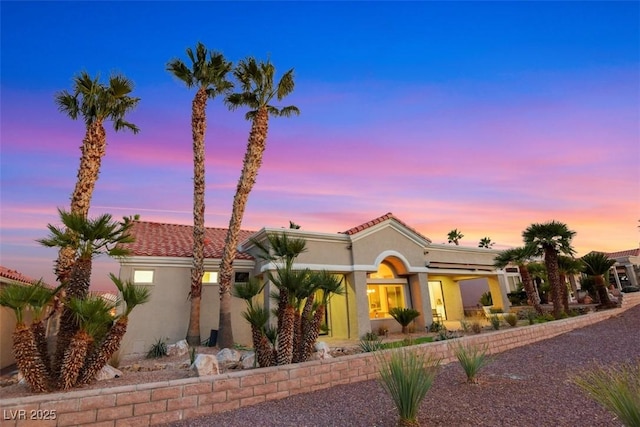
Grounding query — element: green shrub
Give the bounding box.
[572,362,640,427]
[429,320,444,332]
[489,315,501,330]
[470,321,483,334]
[359,332,383,352]
[377,349,440,426]
[460,320,470,333]
[489,307,504,314]
[389,307,421,333]
[525,310,537,325]
[504,313,518,327]
[435,329,460,341]
[146,337,168,359]
[451,342,493,384]
[535,313,555,323]
[479,291,493,306]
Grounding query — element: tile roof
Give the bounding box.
[341,212,431,243]
[605,248,640,258]
[121,221,256,260]
[0,266,44,286]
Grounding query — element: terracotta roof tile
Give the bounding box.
[341,212,431,243]
[604,248,640,258]
[121,221,256,260]
[0,266,44,286]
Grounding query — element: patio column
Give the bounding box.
[351,270,371,338]
[409,272,431,331]
[625,264,639,287]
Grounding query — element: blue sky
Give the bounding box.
[1,1,638,290]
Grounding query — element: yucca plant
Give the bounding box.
[451,342,493,384]
[389,307,421,334]
[147,337,168,359]
[359,332,383,353]
[377,349,440,427]
[572,362,640,427]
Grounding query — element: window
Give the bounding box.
[234,272,250,283]
[202,272,218,284]
[367,285,407,318]
[133,270,154,284]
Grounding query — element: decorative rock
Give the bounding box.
[216,348,241,365]
[314,341,332,359]
[191,354,220,376]
[167,339,189,357]
[315,341,331,353]
[96,364,123,381]
[241,351,256,369]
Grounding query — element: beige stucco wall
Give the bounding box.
[1,307,17,369]
[118,262,252,358]
[351,226,426,268]
[427,244,501,266]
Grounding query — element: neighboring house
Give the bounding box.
[118,213,518,357]
[602,248,640,289]
[0,267,53,370]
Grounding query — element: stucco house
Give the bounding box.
[117,213,519,357]
[603,248,640,289]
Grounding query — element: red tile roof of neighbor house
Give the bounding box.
[0,266,48,286]
[122,221,256,260]
[604,248,640,258]
[341,212,431,243]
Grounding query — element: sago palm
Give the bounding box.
[54,71,139,284]
[494,246,543,314]
[581,252,616,307]
[217,58,300,349]
[79,274,151,385]
[523,221,576,319]
[167,42,233,346]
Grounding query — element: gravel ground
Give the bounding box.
[165,306,640,427]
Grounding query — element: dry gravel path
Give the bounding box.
[166,305,640,427]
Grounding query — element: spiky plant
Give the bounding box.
[572,362,640,427]
[389,307,421,334]
[377,349,440,427]
[451,342,493,384]
[59,296,114,390]
[233,278,274,367]
[79,274,151,385]
[0,284,51,392]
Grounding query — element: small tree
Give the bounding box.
[389,307,420,334]
[478,237,494,248]
[581,252,616,307]
[447,229,463,245]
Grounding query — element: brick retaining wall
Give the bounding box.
[2,299,638,427]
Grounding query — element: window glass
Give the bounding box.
[202,272,218,284]
[133,270,154,284]
[367,285,406,319]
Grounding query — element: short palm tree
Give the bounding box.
[494,246,544,314]
[38,210,133,379]
[79,274,151,385]
[447,229,463,245]
[523,221,576,318]
[167,42,233,346]
[0,283,56,393]
[581,252,616,307]
[217,61,299,349]
[54,71,140,285]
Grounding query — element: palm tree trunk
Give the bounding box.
[55,121,106,284]
[559,273,570,312]
[277,305,295,365]
[296,295,315,362]
[218,107,270,349]
[251,326,274,367]
[13,324,50,393]
[187,87,208,346]
[519,266,543,314]
[30,320,51,376]
[595,275,612,307]
[78,318,127,385]
[301,305,326,362]
[544,248,564,319]
[59,330,92,390]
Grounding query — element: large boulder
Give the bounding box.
[216,348,241,365]
[190,354,220,377]
[241,351,256,369]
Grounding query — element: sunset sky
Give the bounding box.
[1,2,639,290]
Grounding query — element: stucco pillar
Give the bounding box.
[611,266,622,289]
[625,264,638,287]
[409,272,431,331]
[351,271,371,337]
[493,274,512,311]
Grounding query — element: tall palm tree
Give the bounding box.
[523,221,576,319]
[447,229,464,245]
[478,237,494,248]
[494,247,544,314]
[167,43,233,346]
[38,210,133,379]
[581,252,616,307]
[79,274,151,385]
[218,58,299,349]
[54,72,140,285]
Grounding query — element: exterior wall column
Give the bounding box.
[494,274,512,311]
[625,264,639,287]
[351,271,371,337]
[409,272,431,331]
[611,266,622,289]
